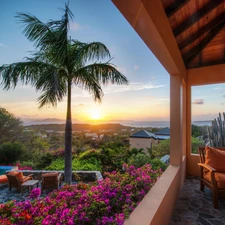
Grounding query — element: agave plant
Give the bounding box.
[0,4,129,183]
[207,113,225,147]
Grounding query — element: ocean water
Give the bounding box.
[119,120,212,128]
[23,119,212,128]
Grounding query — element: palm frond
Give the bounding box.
[15,13,52,47]
[0,61,48,89]
[16,7,72,66]
[0,60,67,108]
[73,70,103,102]
[37,79,67,108]
[55,3,74,65]
[74,63,129,86]
[35,67,68,108]
[70,41,111,66]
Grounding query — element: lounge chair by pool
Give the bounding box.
[0,175,8,184]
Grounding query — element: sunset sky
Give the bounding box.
[0,0,225,124]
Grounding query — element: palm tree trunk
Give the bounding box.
[64,81,72,184]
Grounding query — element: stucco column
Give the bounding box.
[170,74,183,166]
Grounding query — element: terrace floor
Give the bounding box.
[0,183,49,203]
[170,177,225,225]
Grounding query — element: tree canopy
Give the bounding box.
[0,107,23,144]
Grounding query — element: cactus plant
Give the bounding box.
[207,112,225,147]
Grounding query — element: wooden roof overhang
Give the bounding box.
[161,0,225,69]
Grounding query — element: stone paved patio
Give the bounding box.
[170,177,225,225]
[0,183,50,203]
[0,170,102,204]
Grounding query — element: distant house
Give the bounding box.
[154,127,170,141]
[36,132,47,138]
[85,133,98,140]
[129,130,158,153]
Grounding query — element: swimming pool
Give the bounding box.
[0,166,18,175]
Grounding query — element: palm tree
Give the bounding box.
[0,4,129,183]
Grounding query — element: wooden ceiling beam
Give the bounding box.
[179,12,225,50]
[188,64,225,85]
[183,21,225,66]
[173,0,225,37]
[165,0,190,17]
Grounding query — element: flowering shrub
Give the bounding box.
[16,162,33,170]
[0,164,163,225]
[29,188,41,200]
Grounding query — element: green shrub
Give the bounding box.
[152,137,204,156]
[73,158,102,171]
[79,149,101,160]
[0,142,25,164]
[191,137,204,154]
[128,153,151,168]
[20,160,33,167]
[45,158,64,170]
[152,139,170,158]
[99,147,127,173]
[127,153,167,171]
[149,158,167,171]
[46,157,102,171]
[35,152,54,169]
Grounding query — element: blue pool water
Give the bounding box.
[0,166,15,175]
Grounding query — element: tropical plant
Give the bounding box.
[127,153,167,171]
[191,124,207,138]
[127,153,150,168]
[46,157,102,172]
[191,136,204,154]
[152,139,170,158]
[152,137,204,155]
[0,107,23,144]
[128,148,145,157]
[0,142,25,164]
[0,4,129,183]
[207,112,225,147]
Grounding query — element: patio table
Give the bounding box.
[21,180,39,195]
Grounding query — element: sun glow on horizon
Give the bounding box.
[89,108,102,121]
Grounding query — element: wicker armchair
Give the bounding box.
[198,147,225,208]
[41,172,62,193]
[6,171,33,192]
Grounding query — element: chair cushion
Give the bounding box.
[42,172,58,177]
[7,171,25,181]
[8,171,24,181]
[0,175,8,183]
[204,171,225,189]
[17,172,23,181]
[205,146,225,173]
[8,171,19,176]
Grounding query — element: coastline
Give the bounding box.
[23,120,212,128]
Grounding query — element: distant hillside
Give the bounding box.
[22,118,79,125]
[24,123,133,132]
